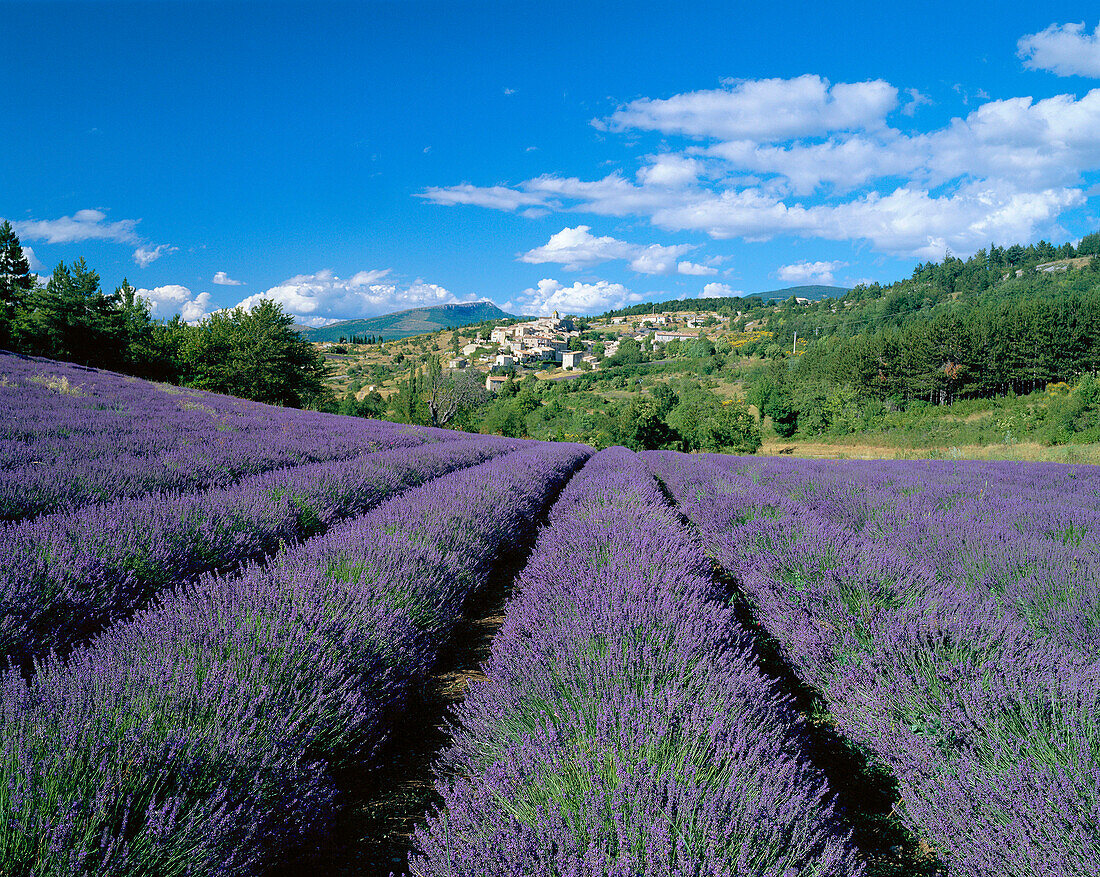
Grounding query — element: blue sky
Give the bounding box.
[4,1,1100,321]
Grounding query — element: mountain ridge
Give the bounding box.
[296,301,519,342]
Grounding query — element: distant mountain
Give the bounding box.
[601,285,848,318]
[297,301,519,342]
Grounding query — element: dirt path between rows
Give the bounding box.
[648,472,948,877]
[320,575,512,876]
[273,462,583,877]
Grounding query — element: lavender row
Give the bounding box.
[645,452,1100,877]
[0,442,590,876]
[698,454,1100,659]
[413,447,863,876]
[0,435,520,668]
[0,352,457,520]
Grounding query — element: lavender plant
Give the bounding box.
[413,447,863,876]
[645,451,1100,877]
[0,351,457,520]
[0,443,589,876]
[0,435,520,667]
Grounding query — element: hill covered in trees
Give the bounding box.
[600,285,847,319]
[739,236,1100,443]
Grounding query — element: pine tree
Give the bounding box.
[0,220,35,346]
[20,258,116,364]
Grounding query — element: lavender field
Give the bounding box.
[2,350,1098,876]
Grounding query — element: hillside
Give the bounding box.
[750,283,848,302]
[602,284,847,318]
[298,301,520,342]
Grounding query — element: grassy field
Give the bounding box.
[760,438,1100,464]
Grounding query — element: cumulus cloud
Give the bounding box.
[1019,21,1100,77]
[136,285,213,324]
[676,260,718,275]
[212,271,244,286]
[132,244,177,268]
[701,282,740,298]
[12,209,140,245]
[21,246,43,272]
[421,73,1100,259]
[235,268,475,324]
[605,75,898,141]
[777,260,848,284]
[635,154,704,187]
[511,278,637,316]
[519,225,712,275]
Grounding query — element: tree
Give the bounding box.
[181,299,329,407]
[16,258,122,365]
[706,400,762,453]
[482,388,540,437]
[0,221,34,346]
[425,356,489,427]
[388,367,428,424]
[608,337,643,366]
[338,389,386,419]
[113,281,187,382]
[616,397,679,450]
[749,358,797,437]
[1078,231,1100,257]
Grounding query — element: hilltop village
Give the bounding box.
[316,305,777,399]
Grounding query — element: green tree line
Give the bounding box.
[0,222,328,408]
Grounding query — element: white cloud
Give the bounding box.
[136,285,213,324]
[212,271,244,286]
[656,182,1082,259]
[676,260,718,275]
[12,209,140,245]
[636,154,704,187]
[521,226,639,270]
[1019,21,1100,77]
[606,75,898,141]
[513,278,635,316]
[777,260,848,284]
[422,71,1100,260]
[701,282,740,297]
[520,225,709,275]
[235,268,475,323]
[21,246,43,272]
[901,87,932,116]
[132,244,177,268]
[418,184,551,211]
[432,171,1083,260]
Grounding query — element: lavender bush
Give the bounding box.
[0,435,520,667]
[0,443,589,876]
[0,351,457,520]
[413,447,863,877]
[645,451,1100,877]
